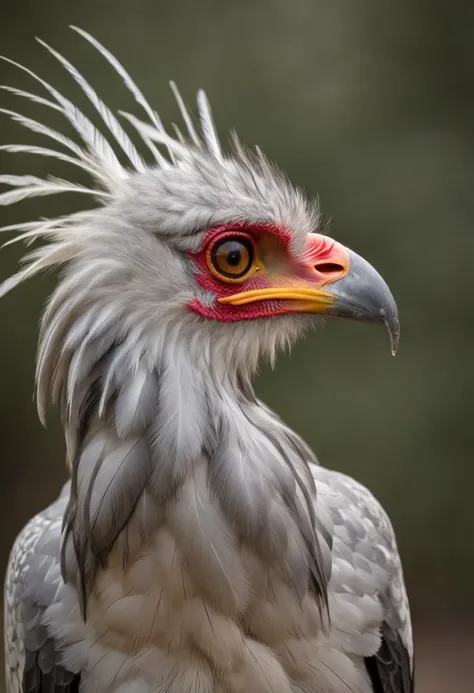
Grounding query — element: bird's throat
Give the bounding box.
[61,344,324,615]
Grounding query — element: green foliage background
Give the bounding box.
[0,2,473,690]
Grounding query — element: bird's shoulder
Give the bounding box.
[311,464,414,693]
[4,482,80,693]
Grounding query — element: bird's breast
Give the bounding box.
[74,460,324,692]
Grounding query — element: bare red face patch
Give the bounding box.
[187,222,349,321]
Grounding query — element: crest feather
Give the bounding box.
[0,26,227,297]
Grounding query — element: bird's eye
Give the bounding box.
[208,236,257,283]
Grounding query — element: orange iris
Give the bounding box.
[207,235,258,283]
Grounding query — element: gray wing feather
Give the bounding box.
[312,466,414,693]
[4,483,80,693]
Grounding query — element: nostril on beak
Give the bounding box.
[314,262,345,275]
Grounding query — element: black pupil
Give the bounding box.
[212,237,253,278]
[226,246,242,266]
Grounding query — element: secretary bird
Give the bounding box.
[0,28,413,693]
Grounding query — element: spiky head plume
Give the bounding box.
[0,27,326,433]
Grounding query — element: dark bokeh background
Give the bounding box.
[0,2,472,691]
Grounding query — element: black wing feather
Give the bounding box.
[365,621,414,693]
[23,649,80,693]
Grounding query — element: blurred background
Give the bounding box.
[0,1,472,691]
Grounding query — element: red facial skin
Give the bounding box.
[188,222,348,322]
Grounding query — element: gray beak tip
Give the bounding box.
[380,308,400,356]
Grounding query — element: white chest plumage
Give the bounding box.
[39,463,385,693]
[53,463,323,693]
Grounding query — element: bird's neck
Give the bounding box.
[60,339,320,610]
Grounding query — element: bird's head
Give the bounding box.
[0,28,399,407]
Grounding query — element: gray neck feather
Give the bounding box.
[52,297,328,618]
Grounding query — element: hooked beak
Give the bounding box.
[218,233,400,354]
[322,248,400,355]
